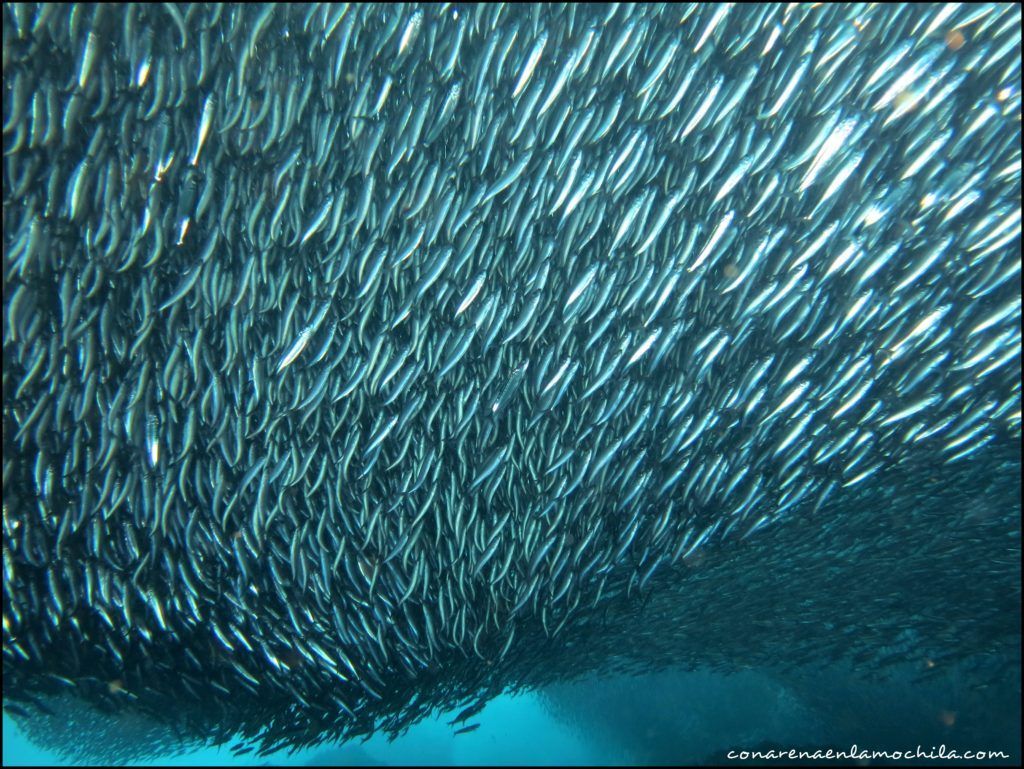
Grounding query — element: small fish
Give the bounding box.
[1,3,1019,764]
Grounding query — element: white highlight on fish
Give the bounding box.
[190,95,215,166]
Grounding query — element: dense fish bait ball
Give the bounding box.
[3,2,1021,761]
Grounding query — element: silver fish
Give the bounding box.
[2,2,1020,763]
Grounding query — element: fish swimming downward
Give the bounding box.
[2,2,1021,761]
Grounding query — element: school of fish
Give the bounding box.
[2,2,1021,761]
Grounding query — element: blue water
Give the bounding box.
[6,664,1019,766]
[6,691,600,766]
